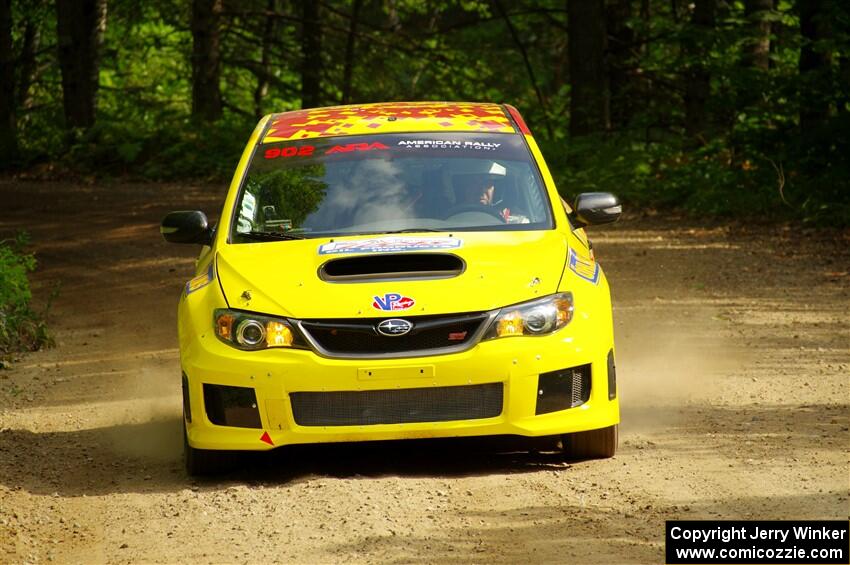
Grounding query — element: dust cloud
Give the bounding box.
[101,363,183,461]
[614,304,750,431]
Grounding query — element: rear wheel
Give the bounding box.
[562,425,618,460]
[183,418,235,476]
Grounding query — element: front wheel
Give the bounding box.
[183,419,235,476]
[562,425,618,460]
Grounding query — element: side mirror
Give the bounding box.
[571,192,622,227]
[160,211,212,245]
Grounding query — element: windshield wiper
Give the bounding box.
[238,230,307,241]
[377,228,445,234]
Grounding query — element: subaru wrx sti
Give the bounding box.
[161,102,623,475]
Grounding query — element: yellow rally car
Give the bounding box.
[161,102,622,475]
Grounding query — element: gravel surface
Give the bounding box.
[1,180,848,564]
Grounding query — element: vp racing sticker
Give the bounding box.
[568,248,600,284]
[185,263,214,295]
[318,237,462,255]
[373,293,415,311]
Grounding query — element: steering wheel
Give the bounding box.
[442,204,506,222]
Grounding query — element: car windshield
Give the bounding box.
[230,132,553,242]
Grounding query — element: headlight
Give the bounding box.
[213,309,301,350]
[482,293,573,340]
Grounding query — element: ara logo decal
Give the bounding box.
[325,142,389,155]
[568,248,600,284]
[372,293,415,311]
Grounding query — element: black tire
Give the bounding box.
[183,419,236,476]
[562,424,618,460]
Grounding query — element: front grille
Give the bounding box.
[299,312,489,356]
[290,383,503,426]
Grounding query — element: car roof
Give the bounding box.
[262,101,518,143]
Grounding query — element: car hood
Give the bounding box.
[216,231,569,318]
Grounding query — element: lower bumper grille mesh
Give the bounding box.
[290,383,503,426]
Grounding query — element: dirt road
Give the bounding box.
[1,179,848,564]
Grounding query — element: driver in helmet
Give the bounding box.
[451,162,528,223]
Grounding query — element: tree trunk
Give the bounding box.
[496,0,553,138]
[254,0,277,118]
[640,0,650,57]
[683,0,715,142]
[606,0,635,129]
[16,15,40,111]
[640,0,652,143]
[341,0,363,105]
[840,53,850,115]
[55,0,107,130]
[798,0,832,132]
[568,0,609,136]
[301,1,322,109]
[743,0,773,70]
[0,0,16,160]
[191,0,223,122]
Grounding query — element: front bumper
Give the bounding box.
[181,318,619,451]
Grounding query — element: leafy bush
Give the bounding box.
[0,233,53,357]
[541,124,850,225]
[54,114,253,182]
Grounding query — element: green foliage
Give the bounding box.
[0,233,35,312]
[540,0,850,224]
[0,233,54,357]
[546,107,850,224]
[49,114,254,180]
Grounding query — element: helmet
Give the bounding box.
[449,161,507,204]
[446,160,506,177]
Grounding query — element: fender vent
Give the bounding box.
[319,253,464,282]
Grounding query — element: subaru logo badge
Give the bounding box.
[376,318,413,337]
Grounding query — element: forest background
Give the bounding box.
[1,0,848,222]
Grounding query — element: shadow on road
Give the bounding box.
[323,490,845,564]
[0,416,571,497]
[0,401,845,498]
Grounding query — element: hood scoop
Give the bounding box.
[319,253,465,283]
